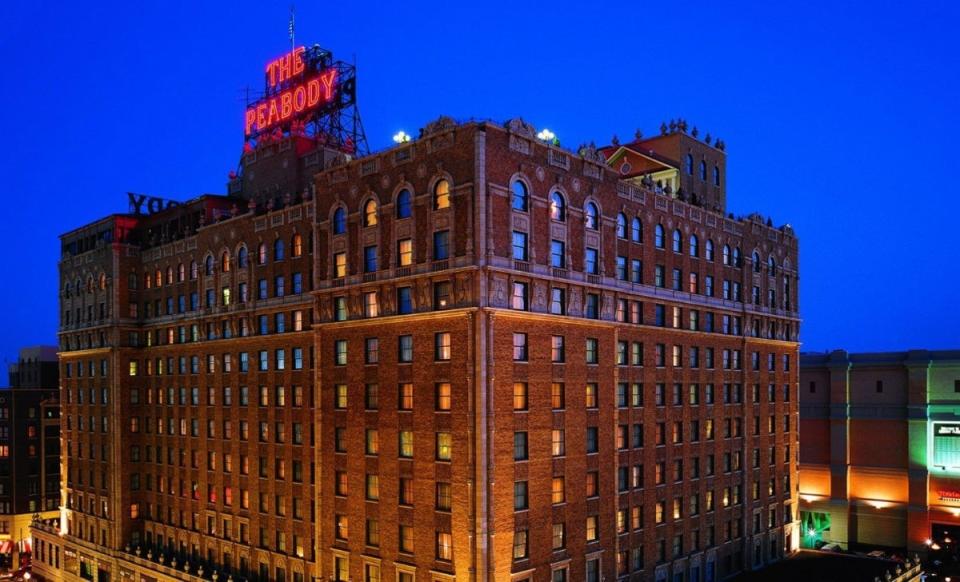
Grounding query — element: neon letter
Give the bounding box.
[281,92,293,119]
[293,47,305,76]
[244,108,257,135]
[293,86,307,112]
[320,69,337,100]
[306,78,321,108]
[267,98,280,126]
[256,103,268,132]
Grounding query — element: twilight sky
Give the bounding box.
[1,0,958,378]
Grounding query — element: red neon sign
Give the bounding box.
[266,47,306,88]
[939,490,960,501]
[244,47,338,137]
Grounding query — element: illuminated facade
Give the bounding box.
[39,45,801,582]
[799,349,960,554]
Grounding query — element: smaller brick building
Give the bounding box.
[799,349,960,554]
[0,346,61,570]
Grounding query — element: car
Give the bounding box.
[820,543,842,552]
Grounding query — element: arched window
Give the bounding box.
[722,245,731,266]
[177,263,186,281]
[205,255,214,276]
[616,213,627,238]
[395,190,412,219]
[154,270,161,287]
[64,282,72,298]
[99,273,107,290]
[190,261,198,280]
[768,256,776,277]
[221,252,230,273]
[699,160,707,181]
[274,239,285,261]
[689,234,699,257]
[685,154,694,175]
[672,229,682,253]
[752,251,761,273]
[733,247,742,267]
[237,247,248,269]
[292,234,303,257]
[655,224,665,249]
[434,179,450,210]
[257,243,267,265]
[165,267,173,285]
[713,165,720,186]
[631,218,642,243]
[585,202,599,230]
[705,239,714,261]
[363,200,378,227]
[549,192,566,221]
[511,180,528,212]
[333,207,347,233]
[75,278,82,294]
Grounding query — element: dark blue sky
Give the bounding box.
[2,0,957,377]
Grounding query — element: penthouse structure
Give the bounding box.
[39,43,800,582]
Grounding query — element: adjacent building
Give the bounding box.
[40,44,800,582]
[0,346,61,570]
[799,349,960,555]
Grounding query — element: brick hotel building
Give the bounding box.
[43,111,800,582]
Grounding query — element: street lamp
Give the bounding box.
[393,131,410,144]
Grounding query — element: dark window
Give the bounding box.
[396,189,412,219]
[333,208,346,234]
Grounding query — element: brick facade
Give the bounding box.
[47,115,799,582]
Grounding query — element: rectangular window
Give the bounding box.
[436,382,451,411]
[365,338,379,363]
[550,240,566,268]
[433,231,450,261]
[396,382,414,410]
[513,333,528,361]
[396,287,413,314]
[434,332,451,361]
[512,231,528,261]
[334,253,347,278]
[550,287,565,315]
[398,335,413,363]
[585,248,599,274]
[513,382,528,410]
[511,281,529,310]
[397,239,413,267]
[363,245,377,273]
[585,338,598,364]
[551,335,565,362]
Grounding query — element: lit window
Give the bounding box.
[436,432,452,461]
[397,239,413,267]
[435,332,451,361]
[434,179,450,210]
[584,202,599,230]
[363,199,378,227]
[550,191,566,221]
